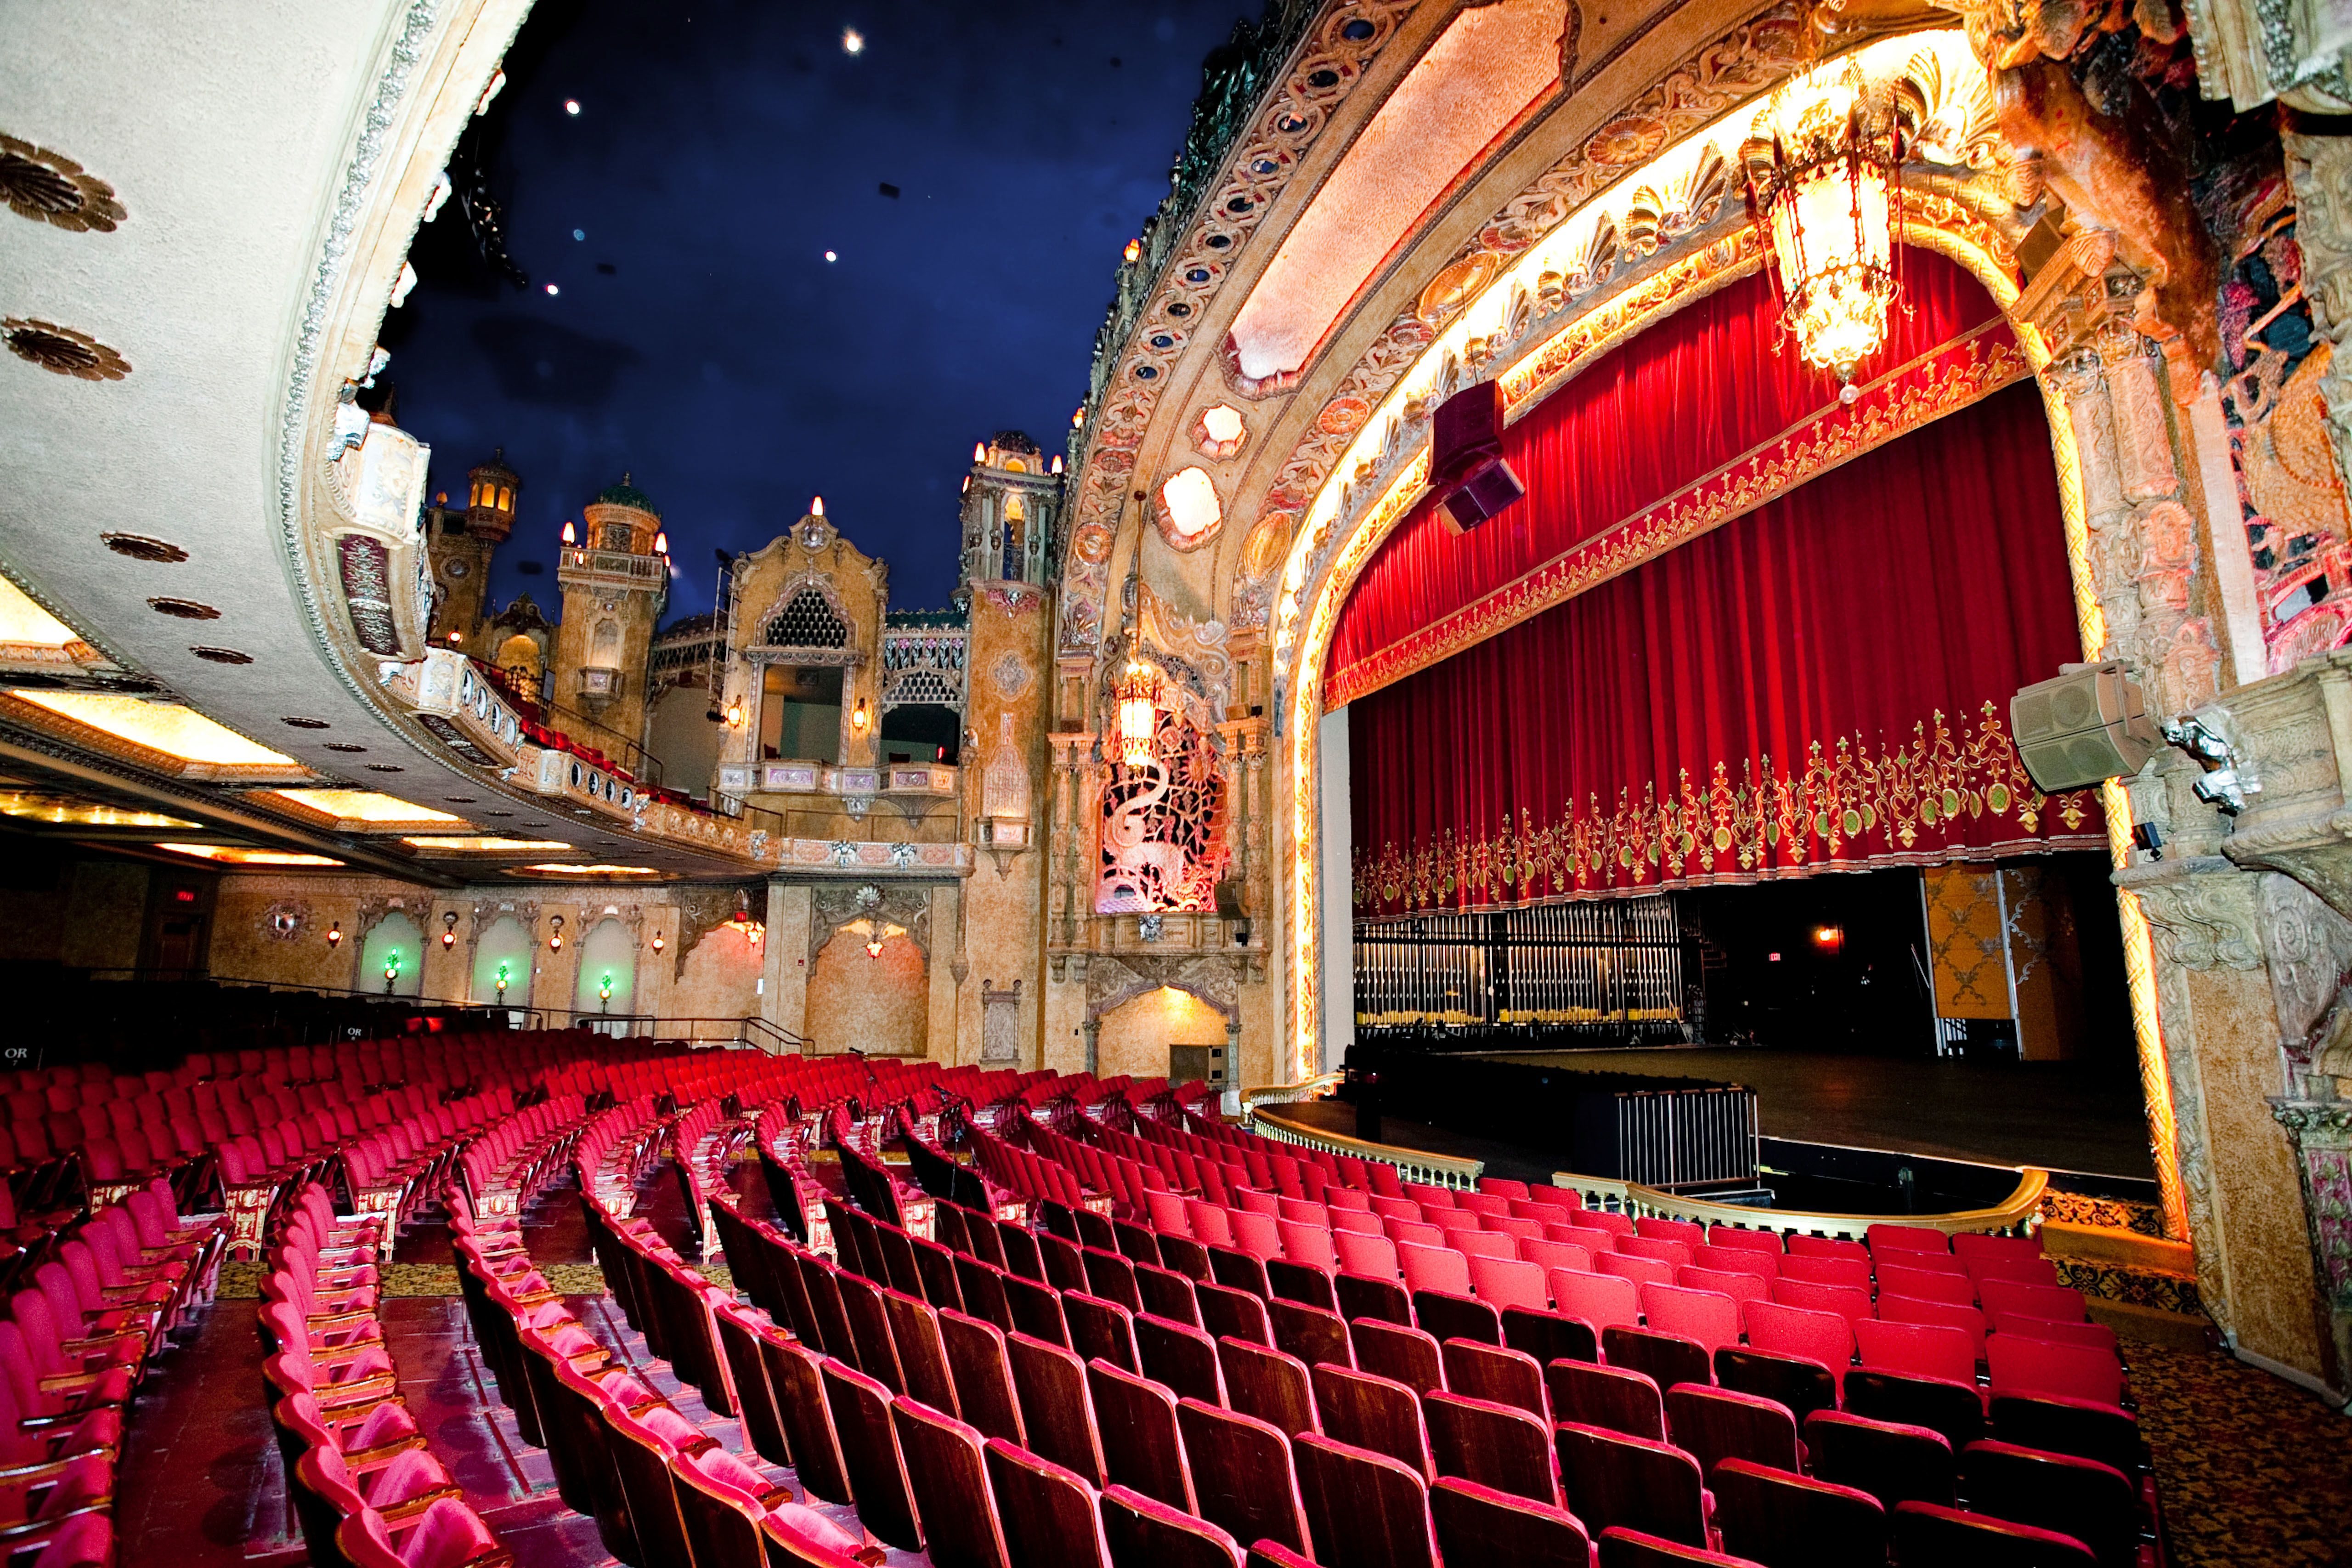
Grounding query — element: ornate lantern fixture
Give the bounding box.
[726,888,765,946]
[1114,661,1159,769]
[441,911,458,949]
[1746,56,1905,399]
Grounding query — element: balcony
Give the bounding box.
[558,548,670,594]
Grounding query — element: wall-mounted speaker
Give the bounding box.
[1438,457,1526,532]
[2010,661,2161,792]
[1430,381,1523,533]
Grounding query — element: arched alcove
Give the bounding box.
[359,912,423,998]
[1095,984,1227,1081]
[808,925,926,1056]
[574,917,637,1014]
[472,915,534,1008]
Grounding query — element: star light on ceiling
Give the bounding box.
[564,99,581,115]
[842,28,865,55]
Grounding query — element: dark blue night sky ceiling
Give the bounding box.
[379,0,1252,624]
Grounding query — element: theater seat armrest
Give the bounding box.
[379,1485,465,1522]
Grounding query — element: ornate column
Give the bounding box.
[2269,1095,2352,1387]
[2283,128,2352,507]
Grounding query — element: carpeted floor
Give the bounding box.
[2131,1340,2352,1566]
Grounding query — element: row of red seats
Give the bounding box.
[0,1177,234,1568]
[263,1180,518,1568]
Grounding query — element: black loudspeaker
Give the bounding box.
[2010,661,2161,792]
[1438,456,1526,532]
[1432,380,1505,483]
[1430,381,1523,534]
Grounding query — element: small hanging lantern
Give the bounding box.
[495,962,510,999]
[851,696,871,734]
[1746,55,1905,399]
[547,913,565,951]
[441,911,458,949]
[1114,660,1159,769]
[651,930,665,954]
[326,921,341,948]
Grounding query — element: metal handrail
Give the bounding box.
[1240,1074,1486,1189]
[1236,1073,2048,1232]
[472,657,664,788]
[1546,1166,2052,1240]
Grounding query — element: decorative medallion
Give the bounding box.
[1414,254,1504,328]
[262,902,308,940]
[101,533,186,563]
[147,597,217,620]
[0,137,124,233]
[190,646,251,664]
[2,319,128,381]
[990,652,1032,700]
[1316,397,1371,436]
[1074,525,1114,565]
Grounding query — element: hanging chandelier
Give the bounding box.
[1114,660,1159,769]
[1747,56,1905,399]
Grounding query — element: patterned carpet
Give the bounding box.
[219,1261,2352,1562]
[2131,1340,2352,1567]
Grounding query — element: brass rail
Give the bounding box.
[1234,1075,2048,1231]
[1240,1074,1485,1189]
[1547,1166,2051,1241]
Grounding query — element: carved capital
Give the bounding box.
[2128,859,2268,970]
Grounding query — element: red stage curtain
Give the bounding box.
[1347,379,2104,917]
[1327,251,2030,705]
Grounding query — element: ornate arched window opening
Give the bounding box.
[764,588,848,648]
[1097,702,1229,913]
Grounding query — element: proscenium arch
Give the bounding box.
[1261,41,2176,1234]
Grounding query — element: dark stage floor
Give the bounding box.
[1324,1046,2157,1180]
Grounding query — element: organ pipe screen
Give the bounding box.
[1354,895,1687,1041]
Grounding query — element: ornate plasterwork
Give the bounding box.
[2259,870,2352,1068]
[811,882,930,961]
[1235,5,1820,636]
[1083,951,1243,1023]
[0,134,126,233]
[1058,0,1426,661]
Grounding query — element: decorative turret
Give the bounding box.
[465,448,520,543]
[959,430,1063,597]
[554,471,671,747]
[426,447,520,649]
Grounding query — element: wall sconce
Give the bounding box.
[724,698,745,730]
[447,630,463,645]
[441,911,458,949]
[495,962,510,1000]
[651,931,665,954]
[598,972,614,1010]
[548,914,565,952]
[383,951,401,995]
[851,697,870,735]
[326,921,341,948]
